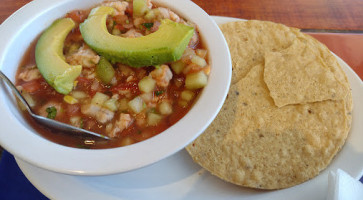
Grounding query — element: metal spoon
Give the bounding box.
[0,71,110,140]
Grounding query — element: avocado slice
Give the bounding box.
[80,6,195,67]
[35,18,82,94]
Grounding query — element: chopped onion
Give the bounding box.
[70,116,82,128]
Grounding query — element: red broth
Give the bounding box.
[15,0,209,149]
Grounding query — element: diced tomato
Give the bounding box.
[114,24,127,33]
[65,10,89,23]
[65,28,82,43]
[150,21,161,33]
[75,77,96,96]
[125,3,133,16]
[20,80,42,93]
[119,123,137,137]
[76,77,91,85]
[66,104,81,116]
[111,81,140,95]
[183,63,203,75]
[113,15,129,24]
[76,77,92,89]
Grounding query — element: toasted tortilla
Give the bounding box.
[186,20,352,190]
[186,64,349,189]
[219,20,300,84]
[264,39,348,107]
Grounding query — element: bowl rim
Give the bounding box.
[0,0,231,175]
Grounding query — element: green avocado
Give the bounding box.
[80,6,195,67]
[35,18,82,94]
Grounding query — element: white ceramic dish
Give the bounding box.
[16,16,363,200]
[0,0,231,175]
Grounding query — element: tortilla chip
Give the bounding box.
[264,39,348,107]
[296,34,353,129]
[187,20,353,190]
[186,64,349,189]
[219,20,300,83]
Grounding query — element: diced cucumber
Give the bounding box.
[147,112,162,126]
[112,28,121,35]
[140,92,153,102]
[128,96,144,113]
[191,55,207,67]
[159,101,172,115]
[185,71,208,90]
[171,61,185,74]
[118,98,129,111]
[178,100,188,108]
[138,76,156,93]
[144,10,156,20]
[104,98,118,111]
[91,92,110,106]
[196,49,208,59]
[133,0,149,17]
[181,90,195,101]
[96,57,115,84]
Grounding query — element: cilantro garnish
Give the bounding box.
[46,106,57,119]
[142,23,154,29]
[155,90,164,96]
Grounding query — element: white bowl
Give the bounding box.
[0,0,231,175]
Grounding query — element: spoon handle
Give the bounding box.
[0,71,33,114]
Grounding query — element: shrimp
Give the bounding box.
[81,104,115,124]
[38,101,64,119]
[168,10,181,22]
[189,31,200,49]
[150,65,173,88]
[66,45,100,68]
[102,1,129,16]
[121,29,143,38]
[133,17,146,28]
[146,0,152,9]
[18,65,41,82]
[157,7,181,23]
[81,68,96,80]
[108,113,134,137]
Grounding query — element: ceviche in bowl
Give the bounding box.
[0,0,231,175]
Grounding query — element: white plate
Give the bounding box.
[16,16,363,200]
